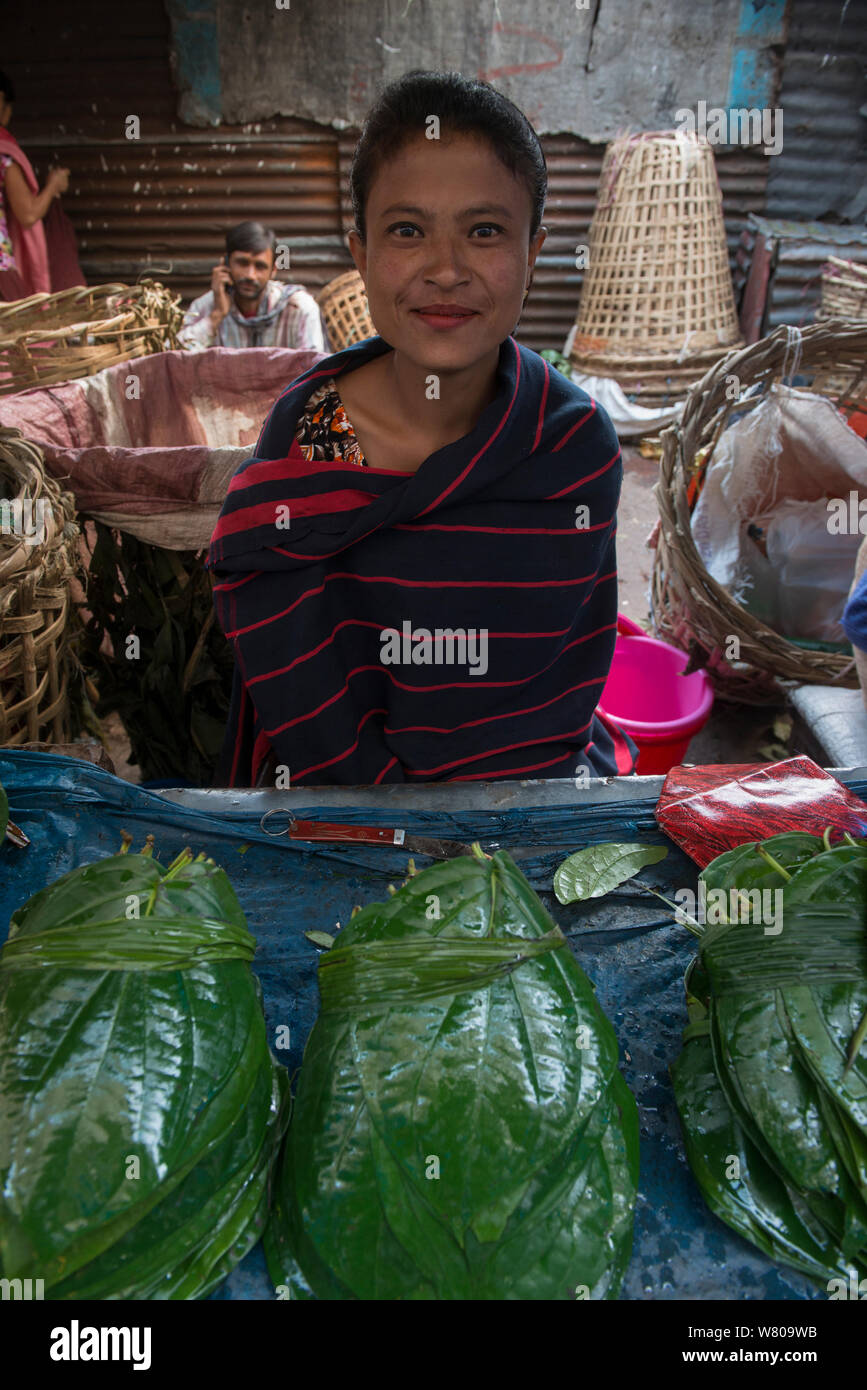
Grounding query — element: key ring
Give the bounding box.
[259,809,297,837]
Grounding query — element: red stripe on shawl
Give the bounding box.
[447,750,577,780]
[292,706,390,780]
[251,728,273,785]
[215,488,376,539]
[594,708,637,774]
[383,674,605,735]
[397,723,594,777]
[213,570,261,593]
[551,402,596,451]
[245,616,616,687]
[228,454,359,490]
[393,519,611,536]
[374,755,399,783]
[416,337,522,518]
[545,448,621,499]
[225,568,603,639]
[290,713,594,783]
[532,357,550,451]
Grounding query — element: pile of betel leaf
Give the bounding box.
[670,830,867,1288]
[0,839,289,1299]
[265,844,639,1300]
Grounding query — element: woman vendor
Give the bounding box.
[207,70,639,786]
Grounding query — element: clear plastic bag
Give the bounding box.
[690,333,867,639]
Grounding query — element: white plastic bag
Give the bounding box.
[760,499,862,642]
[690,363,867,636]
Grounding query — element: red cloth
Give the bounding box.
[42,198,84,291]
[655,756,867,867]
[0,126,51,296]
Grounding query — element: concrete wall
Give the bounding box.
[166,0,786,139]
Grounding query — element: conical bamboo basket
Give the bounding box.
[570,131,743,400]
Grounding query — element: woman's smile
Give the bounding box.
[412,303,481,331]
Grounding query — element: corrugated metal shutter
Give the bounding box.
[764,0,867,224]
[23,131,344,304]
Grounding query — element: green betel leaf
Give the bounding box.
[265,849,639,1300]
[672,831,867,1291]
[0,846,289,1297]
[305,931,336,950]
[699,833,824,897]
[553,842,668,904]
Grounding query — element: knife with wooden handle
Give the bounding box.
[259,811,539,861]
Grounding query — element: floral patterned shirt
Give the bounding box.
[294,376,366,467]
[0,155,15,270]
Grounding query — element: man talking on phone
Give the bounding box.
[178,220,327,351]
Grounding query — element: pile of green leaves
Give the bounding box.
[265,844,638,1300]
[671,830,867,1289]
[0,841,289,1299]
[70,520,235,784]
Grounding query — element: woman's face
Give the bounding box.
[349,132,546,372]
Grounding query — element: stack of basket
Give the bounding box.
[812,256,867,407]
[0,427,81,744]
[0,280,182,395]
[569,131,743,401]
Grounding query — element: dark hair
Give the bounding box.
[0,71,15,105]
[349,70,547,243]
[226,221,277,259]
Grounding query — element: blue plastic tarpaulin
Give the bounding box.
[5,749,864,1301]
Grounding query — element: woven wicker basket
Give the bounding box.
[0,426,82,743]
[818,257,867,320]
[650,319,867,704]
[812,259,867,398]
[317,269,375,351]
[0,280,182,395]
[569,131,742,401]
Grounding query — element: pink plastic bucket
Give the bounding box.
[597,615,715,774]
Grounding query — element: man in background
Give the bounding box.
[179,220,326,351]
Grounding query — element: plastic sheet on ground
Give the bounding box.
[4,750,864,1301]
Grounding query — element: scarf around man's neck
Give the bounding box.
[207,333,637,786]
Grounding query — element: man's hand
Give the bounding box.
[210,263,234,324]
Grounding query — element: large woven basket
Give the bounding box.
[650,319,867,704]
[570,131,742,400]
[317,269,375,351]
[0,279,182,395]
[0,427,82,743]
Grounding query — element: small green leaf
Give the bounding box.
[305,931,336,950]
[772,715,792,743]
[553,842,668,904]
